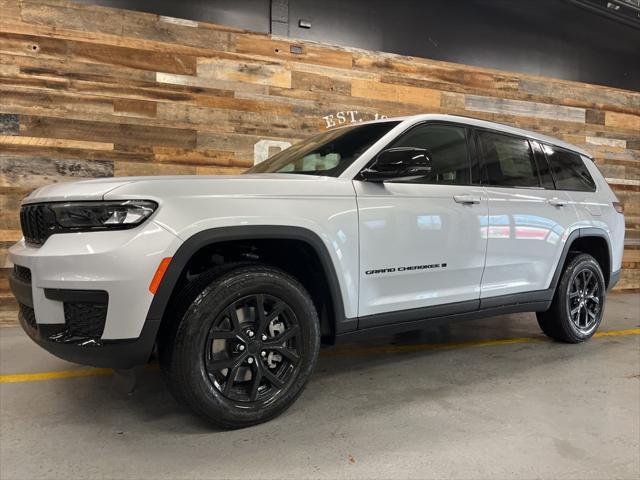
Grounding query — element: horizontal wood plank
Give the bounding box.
[20,115,198,148]
[0,135,114,150]
[351,79,441,108]
[235,34,353,70]
[0,31,198,75]
[465,95,586,123]
[197,57,291,88]
[605,112,640,131]
[0,155,113,188]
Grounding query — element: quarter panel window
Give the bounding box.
[543,145,596,192]
[478,131,540,188]
[390,124,470,185]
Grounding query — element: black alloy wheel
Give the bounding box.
[566,268,602,335]
[204,294,302,404]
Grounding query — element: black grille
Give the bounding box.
[13,265,31,283]
[18,303,37,330]
[64,302,108,338]
[20,204,54,246]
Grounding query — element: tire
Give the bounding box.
[537,253,606,343]
[159,263,320,429]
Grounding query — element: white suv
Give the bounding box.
[9,114,625,428]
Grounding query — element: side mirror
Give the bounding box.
[360,147,432,182]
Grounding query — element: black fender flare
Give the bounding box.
[548,227,613,291]
[145,225,349,337]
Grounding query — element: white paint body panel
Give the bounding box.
[481,187,579,297]
[9,221,181,339]
[22,178,137,204]
[355,182,488,316]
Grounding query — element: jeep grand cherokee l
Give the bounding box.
[9,114,624,428]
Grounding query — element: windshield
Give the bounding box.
[245,121,400,176]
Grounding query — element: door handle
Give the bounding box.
[548,198,568,207]
[453,194,481,205]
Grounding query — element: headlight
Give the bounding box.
[48,200,158,231]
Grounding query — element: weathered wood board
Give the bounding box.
[1,0,639,324]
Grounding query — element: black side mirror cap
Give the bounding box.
[360,147,432,182]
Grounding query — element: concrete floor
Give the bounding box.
[1,293,638,480]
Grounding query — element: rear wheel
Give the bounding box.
[159,264,320,428]
[537,253,606,343]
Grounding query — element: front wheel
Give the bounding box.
[160,264,320,429]
[537,253,606,343]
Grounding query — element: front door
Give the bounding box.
[355,122,488,325]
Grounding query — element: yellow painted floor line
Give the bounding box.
[594,328,640,338]
[0,363,159,384]
[0,368,113,384]
[1,328,639,384]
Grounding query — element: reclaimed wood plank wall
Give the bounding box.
[1,0,639,324]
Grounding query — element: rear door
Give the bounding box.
[477,130,578,300]
[355,122,488,324]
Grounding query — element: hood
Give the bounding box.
[22,177,138,204]
[104,173,352,200]
[22,174,350,204]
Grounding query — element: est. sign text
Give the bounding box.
[322,111,387,129]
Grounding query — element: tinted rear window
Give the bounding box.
[478,131,540,188]
[543,145,596,192]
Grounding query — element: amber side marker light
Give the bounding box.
[613,202,624,214]
[149,257,172,294]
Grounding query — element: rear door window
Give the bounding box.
[543,145,596,192]
[477,130,540,188]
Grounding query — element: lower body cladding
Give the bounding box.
[8,221,181,369]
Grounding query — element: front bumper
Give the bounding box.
[9,221,181,368]
[14,291,159,369]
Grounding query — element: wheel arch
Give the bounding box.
[145,225,348,346]
[549,227,613,291]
